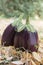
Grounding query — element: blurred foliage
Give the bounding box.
[0,0,43,19]
[0,0,43,32]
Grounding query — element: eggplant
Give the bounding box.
[14,29,38,52]
[1,24,16,46]
[1,23,38,52]
[14,29,28,49]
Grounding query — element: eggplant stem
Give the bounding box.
[26,15,29,24]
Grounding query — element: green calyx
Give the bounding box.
[12,14,36,32]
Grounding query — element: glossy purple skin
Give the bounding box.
[1,24,38,52]
[14,29,38,52]
[1,24,16,46]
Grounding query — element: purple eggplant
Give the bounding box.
[1,24,16,46]
[1,24,38,52]
[14,29,38,52]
